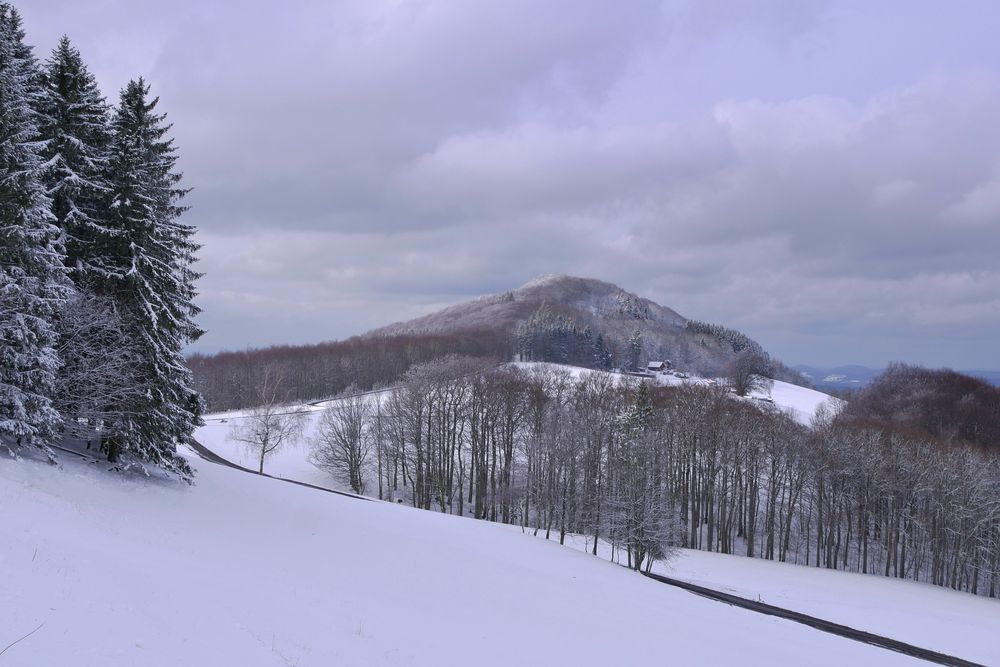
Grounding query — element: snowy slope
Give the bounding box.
[187,362,1000,665]
[1,452,923,667]
[549,534,1000,666]
[742,376,840,425]
[196,389,389,490]
[667,548,1000,666]
[199,407,336,489]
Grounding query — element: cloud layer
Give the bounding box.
[21,0,1000,367]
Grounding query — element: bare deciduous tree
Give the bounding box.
[228,368,307,474]
[725,350,772,397]
[311,388,372,493]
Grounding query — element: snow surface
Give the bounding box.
[2,449,930,667]
[196,388,390,491]
[549,533,1000,666]
[744,376,841,426]
[184,362,998,666]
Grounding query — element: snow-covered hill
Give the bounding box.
[5,356,997,666]
[13,362,960,667]
[3,448,981,667]
[364,274,803,381]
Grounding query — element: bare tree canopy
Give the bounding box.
[311,387,372,494]
[228,368,308,474]
[725,350,773,397]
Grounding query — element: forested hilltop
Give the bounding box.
[190,274,805,411]
[0,4,201,476]
[843,363,1000,451]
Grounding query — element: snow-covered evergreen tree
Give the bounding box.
[0,4,66,451]
[52,290,146,444]
[96,78,203,476]
[684,319,769,360]
[608,381,674,572]
[39,36,112,278]
[593,333,612,370]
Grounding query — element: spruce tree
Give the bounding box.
[593,333,612,370]
[39,36,112,278]
[98,78,203,475]
[0,4,66,451]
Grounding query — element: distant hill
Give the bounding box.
[370,274,684,337]
[191,274,806,411]
[840,363,1000,451]
[796,364,1000,392]
[370,274,803,382]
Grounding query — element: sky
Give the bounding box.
[19,0,1000,369]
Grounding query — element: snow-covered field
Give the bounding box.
[547,533,1000,666]
[199,408,339,490]
[197,387,389,491]
[184,362,998,666]
[2,450,939,666]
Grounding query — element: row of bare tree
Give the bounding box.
[311,358,1000,594]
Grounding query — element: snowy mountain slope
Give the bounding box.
[371,274,686,337]
[1,452,923,667]
[365,274,801,379]
[740,375,840,425]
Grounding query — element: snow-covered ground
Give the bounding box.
[186,362,999,666]
[0,450,934,666]
[197,388,390,491]
[742,375,840,425]
[199,408,337,490]
[547,533,1000,666]
[669,548,1000,665]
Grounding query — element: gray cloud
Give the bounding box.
[19,0,1000,368]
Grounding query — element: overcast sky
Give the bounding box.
[21,0,1000,368]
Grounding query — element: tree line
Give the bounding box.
[0,5,201,476]
[189,328,511,412]
[311,358,1000,594]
